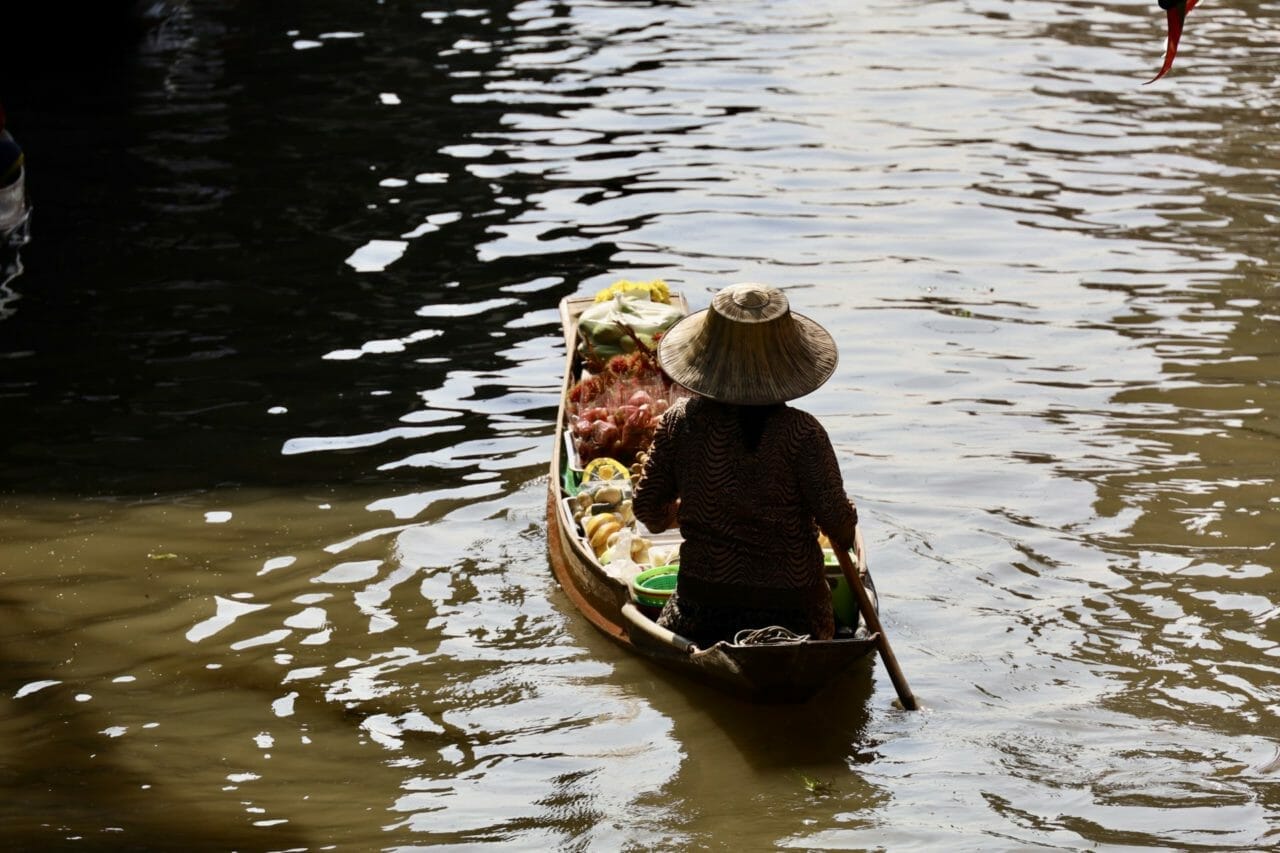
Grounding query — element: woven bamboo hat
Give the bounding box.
[657,283,838,405]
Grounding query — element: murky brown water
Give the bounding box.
[1,0,1276,849]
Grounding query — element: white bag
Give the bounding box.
[601,528,644,584]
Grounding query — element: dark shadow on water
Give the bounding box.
[0,0,643,497]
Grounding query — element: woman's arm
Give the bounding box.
[796,416,858,550]
[632,408,681,533]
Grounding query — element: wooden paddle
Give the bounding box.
[833,538,919,711]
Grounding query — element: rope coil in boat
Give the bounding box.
[733,625,809,646]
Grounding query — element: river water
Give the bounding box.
[1,0,1276,849]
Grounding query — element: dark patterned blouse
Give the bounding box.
[633,396,858,644]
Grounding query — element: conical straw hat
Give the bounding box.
[657,283,838,405]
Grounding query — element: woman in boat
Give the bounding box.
[632,282,858,648]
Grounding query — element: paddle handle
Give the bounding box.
[834,539,919,711]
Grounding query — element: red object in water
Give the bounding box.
[1147,0,1199,83]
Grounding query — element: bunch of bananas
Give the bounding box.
[581,508,624,557]
[573,488,654,563]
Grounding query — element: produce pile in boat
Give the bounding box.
[568,281,687,468]
[569,457,679,578]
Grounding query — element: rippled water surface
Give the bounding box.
[2,0,1277,849]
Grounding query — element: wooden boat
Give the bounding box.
[546,291,881,703]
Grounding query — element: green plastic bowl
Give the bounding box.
[824,549,859,628]
[630,565,679,608]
